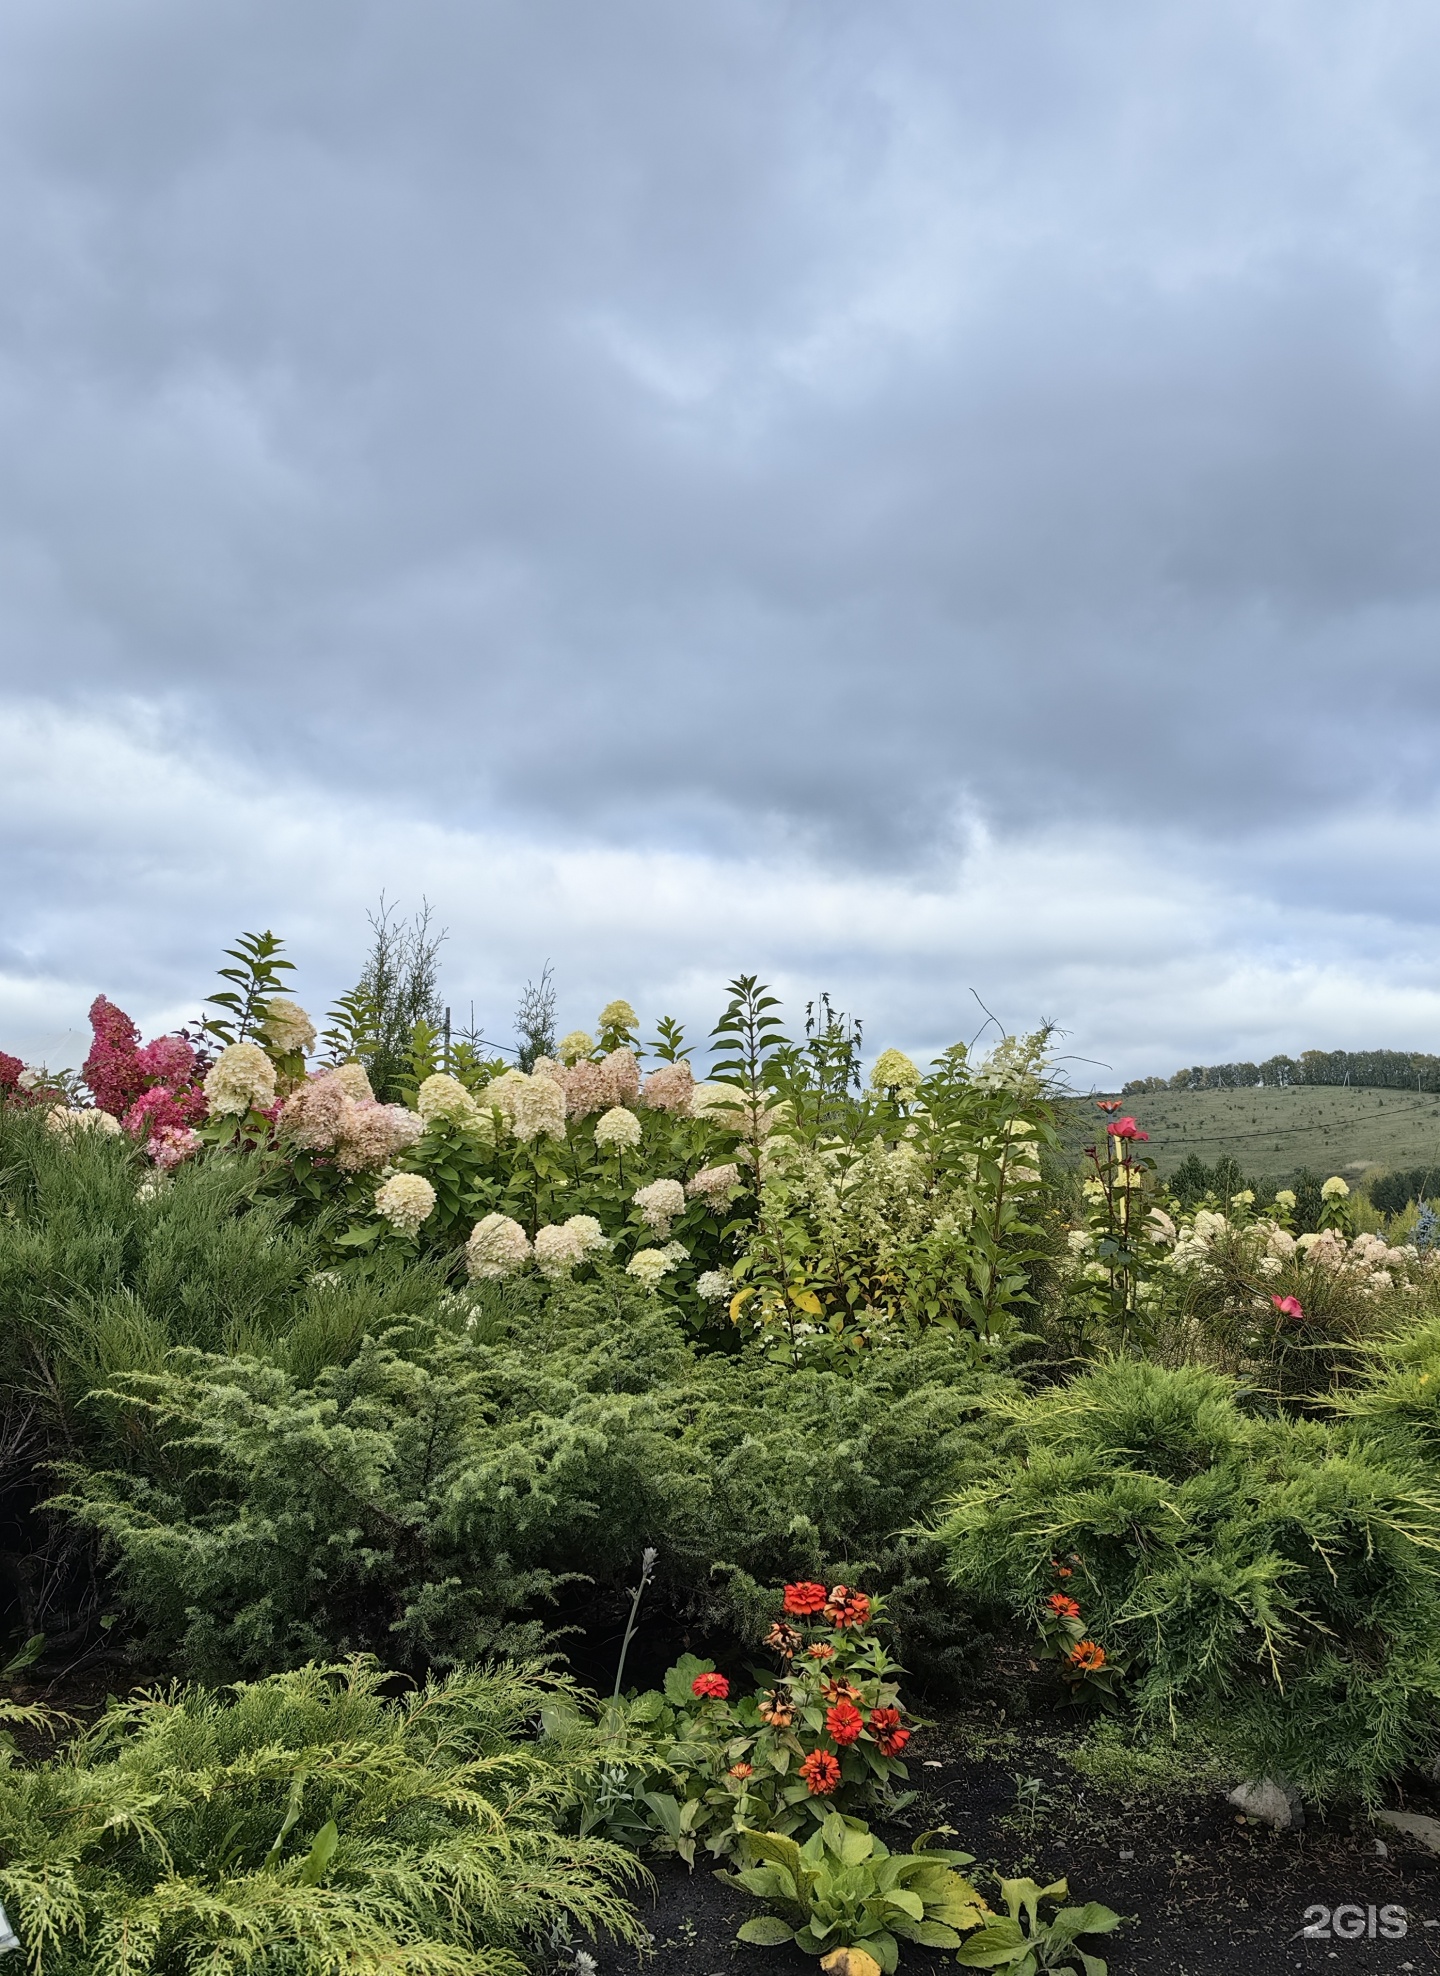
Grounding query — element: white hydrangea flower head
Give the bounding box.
[375,1172,437,1235]
[261,998,317,1056]
[416,1073,479,1126]
[533,1214,610,1278]
[598,999,638,1036]
[594,1105,642,1150]
[18,1067,44,1091]
[626,1246,677,1290]
[1273,1188,1297,1210]
[869,1048,921,1099]
[466,1212,532,1279]
[1321,1175,1350,1199]
[204,1042,277,1116]
[332,1061,375,1101]
[529,1056,564,1083]
[690,1082,746,1120]
[633,1177,685,1235]
[511,1071,567,1142]
[47,1106,122,1137]
[558,1030,597,1065]
[696,1269,732,1303]
[481,1069,530,1125]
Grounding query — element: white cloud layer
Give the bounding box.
[7,700,1440,1085]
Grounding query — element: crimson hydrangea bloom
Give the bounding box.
[825,1700,864,1745]
[800,1750,841,1796]
[0,1052,23,1096]
[783,1581,828,1616]
[691,1672,730,1700]
[83,996,146,1116]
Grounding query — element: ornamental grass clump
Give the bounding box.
[932,1356,1440,1803]
[0,1657,646,1976]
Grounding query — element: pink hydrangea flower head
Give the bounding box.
[558,1059,614,1120]
[640,1062,695,1115]
[278,1071,350,1151]
[150,1125,201,1170]
[135,1035,197,1087]
[601,1049,640,1106]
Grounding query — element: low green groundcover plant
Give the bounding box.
[724,1812,988,1971]
[0,1657,645,1976]
[934,1357,1440,1801]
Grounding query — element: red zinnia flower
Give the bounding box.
[800,1749,842,1795]
[691,1672,730,1700]
[1046,1593,1081,1619]
[868,1706,902,1735]
[1106,1117,1149,1142]
[826,1700,865,1745]
[878,1727,911,1758]
[1271,1294,1305,1323]
[1069,1640,1106,1673]
[783,1581,828,1616]
[823,1585,872,1630]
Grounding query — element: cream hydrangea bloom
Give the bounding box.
[261,998,317,1056]
[598,999,638,1035]
[533,1214,610,1278]
[594,1105,642,1150]
[332,1061,375,1101]
[416,1073,479,1126]
[1321,1175,1350,1199]
[47,1106,122,1137]
[626,1246,677,1290]
[466,1213,532,1279]
[633,1177,685,1235]
[557,1029,597,1065]
[204,1042,277,1116]
[869,1048,921,1099]
[510,1072,567,1142]
[696,1269,732,1303]
[374,1172,436,1235]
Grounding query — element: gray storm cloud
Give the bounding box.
[3,0,1440,1064]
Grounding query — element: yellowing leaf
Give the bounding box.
[820,1950,883,1976]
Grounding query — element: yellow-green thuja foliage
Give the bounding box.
[0,1658,646,1975]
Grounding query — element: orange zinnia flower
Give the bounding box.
[1068,1639,1106,1672]
[1047,1593,1081,1619]
[806,1642,836,1661]
[728,1762,753,1779]
[783,1581,829,1616]
[868,1705,902,1735]
[878,1726,911,1758]
[826,1700,865,1745]
[823,1585,872,1630]
[800,1749,842,1795]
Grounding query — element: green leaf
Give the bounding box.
[299,1820,338,1885]
[736,1917,795,1946]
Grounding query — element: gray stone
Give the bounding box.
[1227,1778,1304,1831]
[1375,1810,1440,1855]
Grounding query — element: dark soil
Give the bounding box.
[603,1707,1440,1976]
[12,1656,1440,1976]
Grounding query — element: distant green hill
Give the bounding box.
[1061,1085,1440,1188]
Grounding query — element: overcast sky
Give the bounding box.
[5,0,1440,1082]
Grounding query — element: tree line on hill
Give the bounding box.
[1168,1153,1440,1224]
[1123,1048,1440,1095]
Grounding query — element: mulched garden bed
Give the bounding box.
[607,1706,1440,1976]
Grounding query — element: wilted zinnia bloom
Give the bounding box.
[1069,1640,1107,1672]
